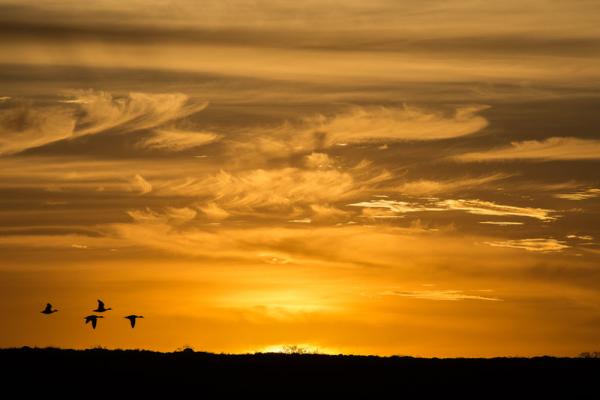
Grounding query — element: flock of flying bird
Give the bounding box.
[41,300,143,329]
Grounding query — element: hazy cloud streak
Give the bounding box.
[381,290,502,302]
[484,238,569,252]
[456,137,600,161]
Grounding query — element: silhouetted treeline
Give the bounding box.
[1,347,598,396]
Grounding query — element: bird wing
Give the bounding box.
[91,318,97,329]
[85,316,91,324]
[97,300,105,309]
[44,303,52,312]
[130,317,136,328]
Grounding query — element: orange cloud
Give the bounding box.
[348,198,555,221]
[381,290,502,302]
[554,188,600,201]
[484,238,569,252]
[0,90,209,154]
[456,137,600,161]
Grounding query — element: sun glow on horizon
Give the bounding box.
[257,344,338,355]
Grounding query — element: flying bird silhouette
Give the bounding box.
[41,303,58,314]
[124,315,144,328]
[84,315,103,329]
[93,300,112,312]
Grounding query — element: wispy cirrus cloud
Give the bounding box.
[0,153,387,223]
[554,188,600,200]
[304,152,335,169]
[309,204,349,222]
[0,102,76,155]
[143,165,382,223]
[108,208,523,268]
[394,173,511,196]
[479,221,524,226]
[484,238,569,252]
[380,290,502,301]
[456,137,600,162]
[164,168,357,208]
[437,199,555,221]
[231,104,489,160]
[130,174,153,195]
[155,164,392,220]
[0,90,209,155]
[138,129,219,151]
[127,206,197,226]
[303,104,490,146]
[61,90,208,136]
[289,218,312,224]
[347,199,443,214]
[197,202,230,220]
[567,234,593,241]
[348,198,555,221]
[356,207,406,219]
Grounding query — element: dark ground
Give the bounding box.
[1,347,599,396]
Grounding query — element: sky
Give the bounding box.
[0,0,599,357]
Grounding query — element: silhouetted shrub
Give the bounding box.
[1,347,599,396]
[579,351,600,358]
[175,345,195,353]
[277,345,320,354]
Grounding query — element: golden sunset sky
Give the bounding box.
[1,0,599,357]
